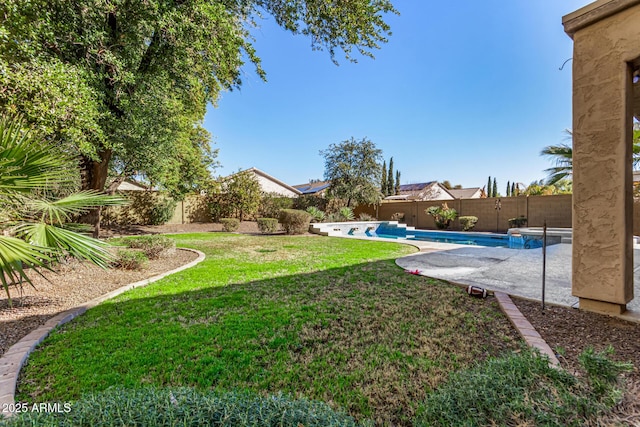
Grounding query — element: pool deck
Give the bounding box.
[337,234,640,318]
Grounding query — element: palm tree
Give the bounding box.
[0,116,124,305]
[541,142,573,185]
[541,128,640,185]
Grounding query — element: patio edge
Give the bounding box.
[493,291,560,366]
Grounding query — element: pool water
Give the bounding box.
[370,231,511,248]
[359,224,550,249]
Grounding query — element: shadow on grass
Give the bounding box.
[16,258,520,426]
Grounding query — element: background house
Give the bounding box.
[227,168,301,197]
[385,182,486,201]
[115,179,150,192]
[447,187,485,199]
[293,180,331,197]
[385,182,454,201]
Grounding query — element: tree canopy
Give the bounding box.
[321,137,383,207]
[0,0,397,229]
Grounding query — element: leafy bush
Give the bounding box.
[414,348,631,427]
[149,198,177,225]
[306,206,326,223]
[207,193,233,221]
[2,387,361,427]
[426,203,458,230]
[113,249,148,270]
[293,194,328,212]
[278,209,312,235]
[458,216,478,231]
[259,193,293,218]
[357,213,376,221]
[325,212,342,222]
[257,218,279,234]
[220,218,240,232]
[126,235,175,259]
[338,207,355,221]
[508,216,528,228]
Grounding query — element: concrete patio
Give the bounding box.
[392,240,640,318]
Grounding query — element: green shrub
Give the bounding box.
[113,249,148,270]
[508,216,528,228]
[126,235,175,259]
[149,198,177,225]
[338,207,355,221]
[426,203,458,230]
[293,194,327,212]
[259,193,293,218]
[414,348,631,427]
[256,218,279,234]
[220,218,240,232]
[2,387,361,427]
[459,216,478,231]
[278,209,312,235]
[207,193,233,221]
[357,213,376,221]
[306,206,326,222]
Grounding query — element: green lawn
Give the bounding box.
[17,234,520,425]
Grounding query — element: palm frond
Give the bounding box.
[16,223,114,269]
[0,116,76,196]
[543,166,572,186]
[0,235,51,304]
[27,191,127,225]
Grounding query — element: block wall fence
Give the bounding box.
[356,194,640,236]
[105,192,640,236]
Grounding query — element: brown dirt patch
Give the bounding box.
[514,298,640,425]
[101,221,266,237]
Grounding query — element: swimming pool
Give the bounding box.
[370,223,516,247]
[311,221,559,249]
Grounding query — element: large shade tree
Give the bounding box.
[0,0,397,233]
[321,137,383,207]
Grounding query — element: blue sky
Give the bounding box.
[204,1,592,190]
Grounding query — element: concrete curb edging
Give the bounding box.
[493,291,560,366]
[0,248,206,416]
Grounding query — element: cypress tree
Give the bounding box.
[492,178,498,198]
[387,157,394,196]
[395,170,400,195]
[506,180,511,197]
[487,176,492,197]
[381,160,387,195]
[512,182,517,196]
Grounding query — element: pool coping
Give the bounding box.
[0,248,206,417]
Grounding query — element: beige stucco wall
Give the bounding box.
[254,173,298,197]
[566,2,640,312]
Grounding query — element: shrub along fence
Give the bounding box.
[105,192,640,236]
[354,195,574,233]
[103,192,210,226]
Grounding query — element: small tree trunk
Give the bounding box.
[79,149,113,237]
